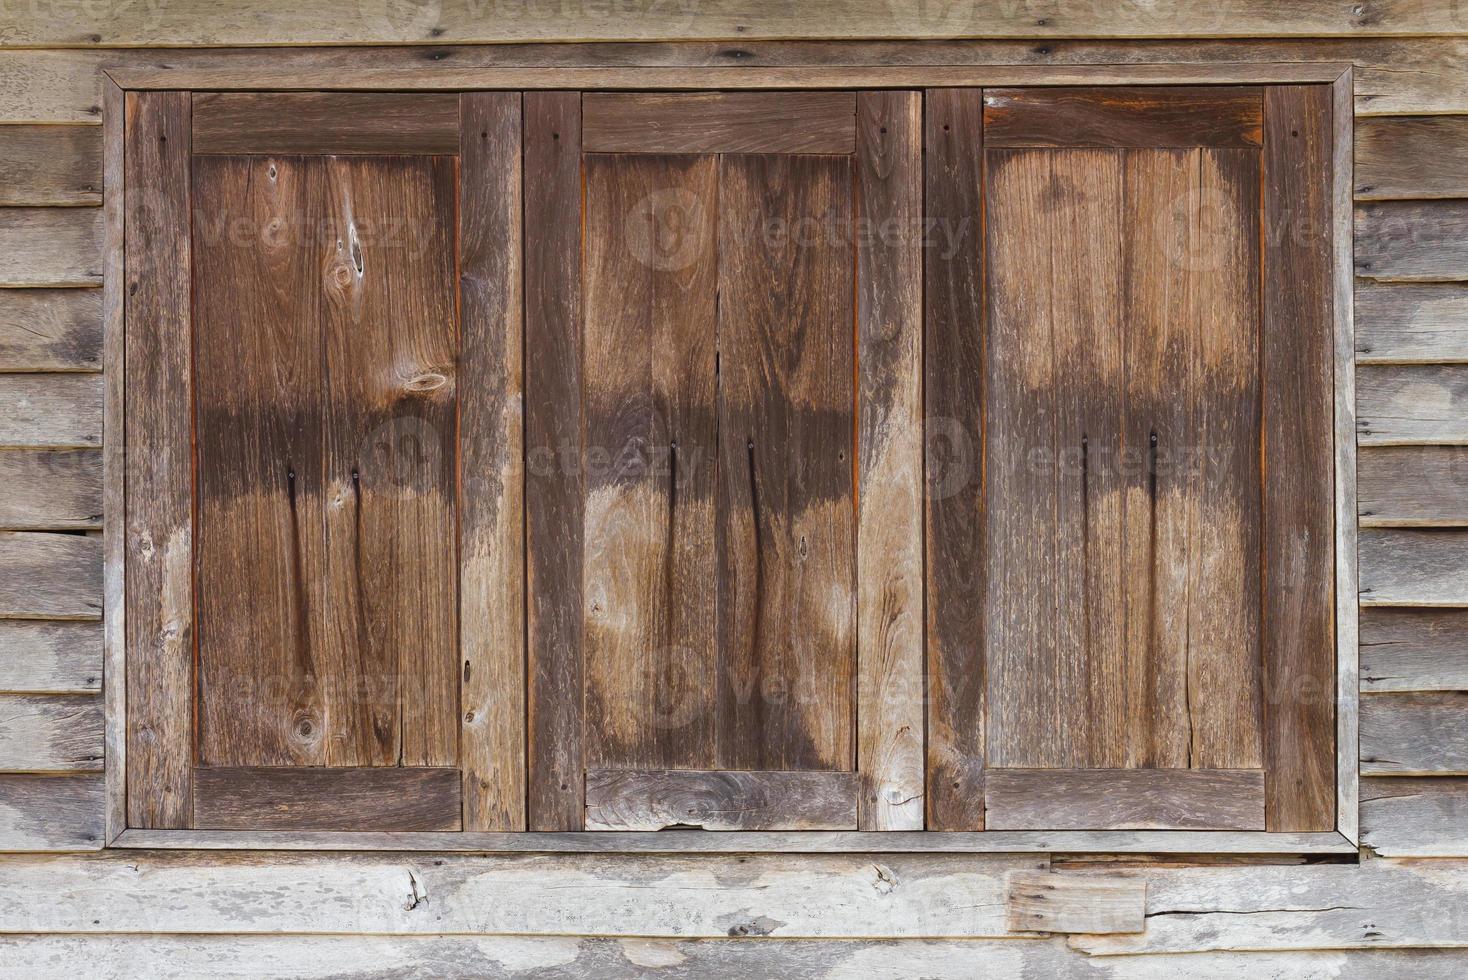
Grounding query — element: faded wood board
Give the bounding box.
[1356,202,1468,282]
[1359,529,1468,606]
[1356,283,1468,363]
[0,375,101,448]
[458,92,526,832]
[0,126,100,205]
[583,91,855,153]
[1359,447,1468,526]
[0,208,102,286]
[0,532,100,619]
[0,621,100,693]
[1362,777,1468,857]
[1356,116,1468,199]
[1005,871,1146,934]
[191,93,461,155]
[855,90,924,831]
[0,774,103,851]
[100,75,125,846]
[1361,607,1468,691]
[983,86,1262,147]
[985,770,1266,831]
[1357,365,1468,444]
[586,770,859,831]
[0,851,1041,936]
[0,289,101,371]
[1361,692,1468,774]
[0,450,101,530]
[0,695,103,771]
[192,768,463,832]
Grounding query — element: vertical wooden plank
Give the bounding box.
[102,76,126,842]
[193,155,327,768]
[1262,84,1336,831]
[717,153,855,772]
[123,89,192,828]
[855,90,923,829]
[319,156,459,769]
[924,88,985,831]
[582,153,718,772]
[524,91,584,830]
[459,92,526,830]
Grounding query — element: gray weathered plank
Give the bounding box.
[1357,365,1468,445]
[0,450,101,530]
[583,91,855,153]
[1356,202,1468,282]
[1005,871,1146,935]
[1362,777,1468,857]
[0,621,100,693]
[1359,529,1468,606]
[986,770,1266,831]
[0,289,101,370]
[0,774,103,851]
[1359,447,1468,526]
[0,532,100,619]
[0,126,100,205]
[0,209,102,287]
[0,375,101,448]
[0,695,103,771]
[1361,692,1468,775]
[585,770,859,831]
[1356,116,1468,200]
[1356,283,1468,364]
[1362,608,1468,691]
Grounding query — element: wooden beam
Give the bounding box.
[1005,871,1146,934]
[192,768,463,832]
[983,86,1262,147]
[583,91,855,153]
[191,93,461,155]
[985,770,1266,831]
[585,770,859,831]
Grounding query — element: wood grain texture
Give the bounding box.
[1357,365,1468,444]
[191,93,461,155]
[984,87,1262,147]
[1261,85,1336,832]
[0,621,100,693]
[1359,447,1468,526]
[582,153,718,773]
[1356,283,1468,363]
[1361,692,1468,775]
[0,450,101,530]
[0,126,100,205]
[985,770,1266,831]
[1361,607,1468,691]
[923,88,985,832]
[192,768,463,832]
[100,75,125,846]
[0,774,103,851]
[1356,202,1468,282]
[0,289,101,370]
[585,770,859,831]
[1356,116,1468,199]
[0,208,102,286]
[0,532,100,619]
[1362,777,1468,856]
[855,91,923,831]
[524,91,584,831]
[0,695,103,771]
[716,152,855,773]
[1005,871,1146,934]
[123,90,192,829]
[0,375,100,447]
[459,92,525,832]
[1360,529,1468,605]
[583,91,855,154]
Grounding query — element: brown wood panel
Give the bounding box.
[0,125,100,205]
[0,374,101,448]
[854,90,923,830]
[0,208,103,286]
[1355,116,1468,200]
[190,93,461,155]
[582,153,718,772]
[1361,692,1468,775]
[1362,608,1468,692]
[583,92,855,154]
[0,532,100,619]
[716,153,855,772]
[123,90,192,829]
[585,770,859,831]
[524,91,585,831]
[985,769,1266,831]
[1360,447,1468,526]
[0,289,101,371]
[1356,201,1468,282]
[318,156,459,769]
[458,92,526,831]
[0,450,101,530]
[983,87,1263,148]
[923,87,986,832]
[192,768,462,831]
[193,155,328,768]
[1261,85,1336,832]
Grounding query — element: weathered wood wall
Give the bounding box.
[3,3,1468,975]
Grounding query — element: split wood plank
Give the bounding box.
[0,126,100,205]
[0,288,101,371]
[0,208,102,286]
[716,152,855,772]
[0,695,103,771]
[1005,871,1146,934]
[1356,202,1468,282]
[1361,607,1468,691]
[581,153,718,772]
[0,621,100,693]
[583,91,856,154]
[1261,85,1337,832]
[1360,528,1468,606]
[1359,447,1468,526]
[855,90,923,831]
[0,531,100,619]
[585,770,858,831]
[0,774,103,851]
[986,769,1266,831]
[191,93,461,155]
[983,86,1262,147]
[123,90,192,829]
[459,92,526,832]
[0,450,101,530]
[524,91,585,831]
[1356,116,1468,199]
[1361,692,1468,775]
[1356,283,1468,363]
[192,768,463,832]
[1357,365,1468,444]
[0,375,101,448]
[1362,776,1468,857]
